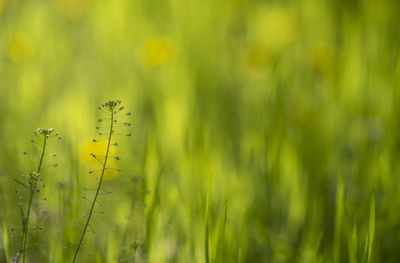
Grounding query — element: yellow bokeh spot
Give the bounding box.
[309,42,334,76]
[254,8,300,48]
[240,43,273,79]
[139,38,173,66]
[242,44,271,67]
[7,33,34,63]
[79,139,119,181]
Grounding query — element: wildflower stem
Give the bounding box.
[72,111,114,262]
[17,136,47,263]
[37,137,47,173]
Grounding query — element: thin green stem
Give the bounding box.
[16,137,47,263]
[21,192,33,263]
[72,111,114,263]
[37,137,47,173]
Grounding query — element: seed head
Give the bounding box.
[101,100,121,112]
[34,128,54,137]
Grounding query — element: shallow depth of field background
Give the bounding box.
[0,0,400,262]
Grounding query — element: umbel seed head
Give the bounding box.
[34,128,54,137]
[101,100,121,112]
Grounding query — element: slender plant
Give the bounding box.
[14,128,60,263]
[72,100,131,262]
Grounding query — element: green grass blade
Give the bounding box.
[347,225,357,263]
[205,180,212,263]
[1,222,9,263]
[333,174,343,263]
[367,194,375,263]
[0,189,9,263]
[215,200,228,263]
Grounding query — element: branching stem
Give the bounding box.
[72,111,114,262]
[16,137,47,263]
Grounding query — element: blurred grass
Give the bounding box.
[0,0,400,262]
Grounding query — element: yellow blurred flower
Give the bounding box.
[309,42,334,77]
[79,139,119,181]
[139,38,174,66]
[7,33,34,63]
[240,43,273,79]
[253,7,300,49]
[242,43,271,67]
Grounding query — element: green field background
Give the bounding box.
[1,0,400,262]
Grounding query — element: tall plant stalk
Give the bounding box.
[72,100,130,262]
[15,128,58,263]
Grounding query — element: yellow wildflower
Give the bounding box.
[240,43,273,79]
[252,7,300,49]
[7,33,34,64]
[309,42,334,77]
[79,139,119,181]
[139,38,173,66]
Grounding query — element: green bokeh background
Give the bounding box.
[1,0,400,262]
